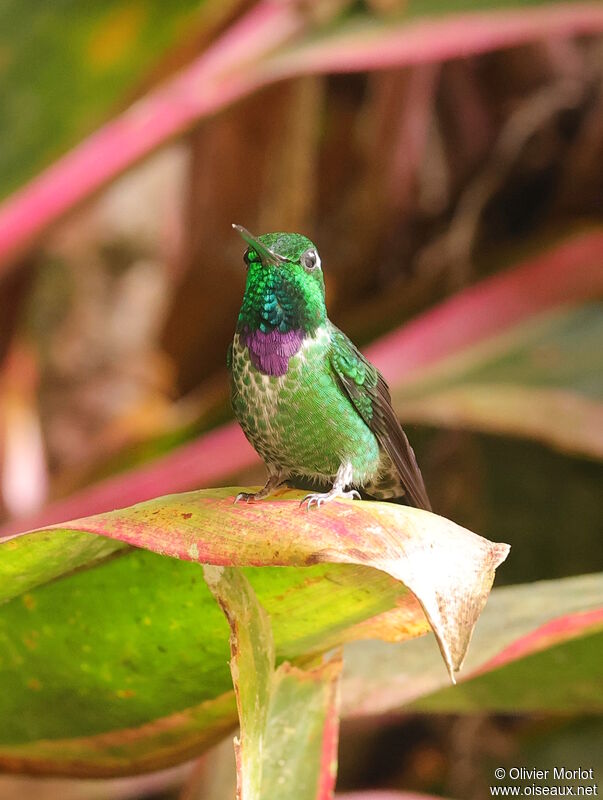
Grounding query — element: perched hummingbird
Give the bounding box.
[227,225,431,511]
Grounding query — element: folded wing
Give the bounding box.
[329,324,431,511]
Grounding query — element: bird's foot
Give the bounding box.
[300,488,360,511]
[234,491,261,504]
[234,474,284,505]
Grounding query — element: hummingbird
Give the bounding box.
[227,225,431,511]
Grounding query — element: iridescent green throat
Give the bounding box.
[236,234,326,337]
[235,232,327,377]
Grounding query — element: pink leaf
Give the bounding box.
[0,1,304,273]
[1,4,603,273]
[367,230,603,380]
[268,4,603,78]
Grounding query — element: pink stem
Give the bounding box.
[368,231,603,379]
[268,4,603,77]
[0,424,257,539]
[1,4,602,275]
[474,608,603,675]
[0,1,303,274]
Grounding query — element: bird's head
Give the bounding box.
[232,225,327,336]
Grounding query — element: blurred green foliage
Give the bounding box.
[0,0,238,199]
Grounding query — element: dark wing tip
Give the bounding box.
[374,376,432,512]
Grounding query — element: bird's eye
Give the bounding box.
[301,249,320,271]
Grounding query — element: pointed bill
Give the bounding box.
[232,223,286,266]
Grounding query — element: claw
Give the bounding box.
[234,474,284,505]
[234,492,256,504]
[300,488,360,511]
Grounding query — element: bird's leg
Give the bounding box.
[235,470,285,504]
[300,462,360,510]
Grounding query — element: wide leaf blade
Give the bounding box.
[0,489,507,775]
[5,488,509,678]
[342,572,603,715]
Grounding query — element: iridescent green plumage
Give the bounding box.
[236,231,325,337]
[228,226,431,510]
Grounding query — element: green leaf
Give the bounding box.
[0,0,243,201]
[204,566,341,800]
[3,4,603,272]
[0,488,507,776]
[3,0,596,202]
[395,304,603,459]
[341,572,603,716]
[415,629,603,713]
[363,230,603,461]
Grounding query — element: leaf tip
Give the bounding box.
[492,542,512,569]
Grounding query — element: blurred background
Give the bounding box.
[0,1,602,798]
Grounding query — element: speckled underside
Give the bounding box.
[230,325,387,486]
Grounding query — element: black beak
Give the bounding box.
[232,224,286,266]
